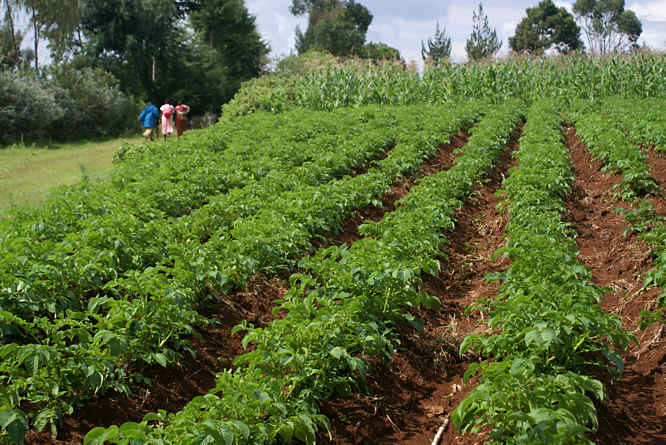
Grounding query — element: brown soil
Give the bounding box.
[317,124,522,445]
[645,147,666,217]
[24,132,471,445]
[563,127,666,445]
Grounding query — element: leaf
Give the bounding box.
[34,408,57,434]
[329,346,347,360]
[403,313,424,331]
[463,362,481,384]
[0,409,28,445]
[524,327,557,348]
[153,353,168,367]
[278,422,294,442]
[84,426,118,445]
[229,420,250,440]
[602,348,625,377]
[253,389,271,403]
[509,358,535,376]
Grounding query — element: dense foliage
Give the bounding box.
[82,102,523,445]
[0,101,491,440]
[509,0,583,54]
[0,66,137,143]
[290,0,400,61]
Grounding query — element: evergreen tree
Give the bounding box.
[510,0,582,54]
[421,21,451,67]
[573,0,642,53]
[465,2,502,61]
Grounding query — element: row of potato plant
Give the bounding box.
[614,201,666,328]
[0,103,485,441]
[572,105,660,199]
[0,113,392,438]
[453,102,635,444]
[4,109,347,242]
[571,100,666,329]
[0,108,401,328]
[598,97,666,151]
[82,103,524,444]
[1,106,405,314]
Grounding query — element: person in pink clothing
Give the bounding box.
[160,98,175,142]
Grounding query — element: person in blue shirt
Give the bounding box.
[138,100,160,141]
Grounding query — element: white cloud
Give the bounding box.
[639,30,666,48]
[246,0,306,57]
[451,40,467,62]
[503,21,518,35]
[629,1,666,22]
[554,1,574,13]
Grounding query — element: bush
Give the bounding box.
[0,66,138,144]
[220,74,296,118]
[0,71,63,143]
[47,66,139,140]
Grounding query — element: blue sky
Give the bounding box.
[245,0,666,66]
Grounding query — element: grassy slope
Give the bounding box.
[0,136,145,213]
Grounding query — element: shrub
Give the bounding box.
[0,71,63,143]
[220,74,296,118]
[0,66,138,144]
[47,66,139,140]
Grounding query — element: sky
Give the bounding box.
[245,0,666,67]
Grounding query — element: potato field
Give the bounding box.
[1,54,665,445]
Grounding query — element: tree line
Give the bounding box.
[422,0,643,66]
[1,0,272,116]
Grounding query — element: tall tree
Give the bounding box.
[421,21,451,67]
[37,0,83,62]
[465,2,502,61]
[509,0,582,54]
[291,0,372,57]
[80,0,198,97]
[573,0,642,53]
[190,0,269,85]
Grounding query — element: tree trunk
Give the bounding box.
[4,0,20,66]
[31,4,38,70]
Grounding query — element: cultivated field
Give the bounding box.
[1,54,665,445]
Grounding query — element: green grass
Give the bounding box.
[0,136,145,213]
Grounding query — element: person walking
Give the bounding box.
[137,100,160,141]
[175,100,190,138]
[160,98,175,142]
